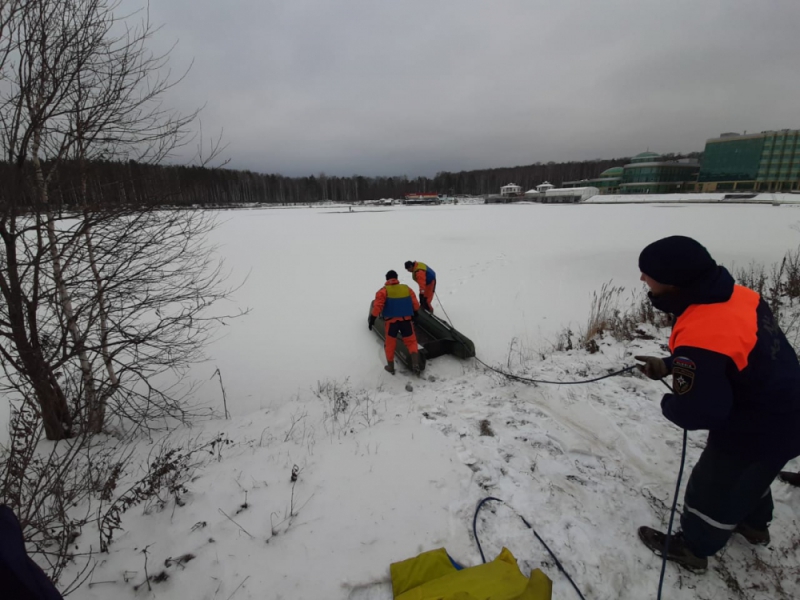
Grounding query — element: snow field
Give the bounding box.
[47,203,800,598]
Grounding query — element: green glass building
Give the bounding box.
[618,152,700,194]
[698,130,800,192]
[564,152,700,194]
[563,166,623,193]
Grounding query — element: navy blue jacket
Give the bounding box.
[0,506,64,600]
[651,267,800,466]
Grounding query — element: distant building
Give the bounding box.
[404,193,440,205]
[698,130,800,192]
[535,181,554,194]
[564,152,700,194]
[500,183,522,196]
[618,152,700,194]
[563,167,623,194]
[524,186,599,203]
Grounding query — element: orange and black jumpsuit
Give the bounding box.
[371,279,420,362]
[410,262,436,313]
[651,267,800,558]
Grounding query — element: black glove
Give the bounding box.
[634,355,668,380]
[420,295,430,311]
[368,315,376,331]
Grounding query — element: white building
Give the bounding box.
[536,181,554,194]
[500,183,522,196]
[524,186,599,203]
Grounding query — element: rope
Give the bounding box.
[475,356,636,385]
[442,294,684,599]
[657,378,687,600]
[435,294,637,386]
[473,497,587,600]
[435,292,454,324]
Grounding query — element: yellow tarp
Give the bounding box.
[390,547,552,600]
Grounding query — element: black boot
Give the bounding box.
[410,352,421,375]
[420,296,430,312]
[638,527,708,572]
[384,361,395,375]
[734,522,770,546]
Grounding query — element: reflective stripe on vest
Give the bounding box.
[669,285,760,371]
[414,262,436,285]
[382,284,414,319]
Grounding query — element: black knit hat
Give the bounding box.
[386,270,398,280]
[404,261,414,270]
[638,236,717,287]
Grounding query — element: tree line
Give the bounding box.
[3,152,703,211]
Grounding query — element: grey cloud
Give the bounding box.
[134,0,800,177]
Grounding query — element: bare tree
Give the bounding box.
[0,0,232,440]
[54,207,241,434]
[0,2,241,595]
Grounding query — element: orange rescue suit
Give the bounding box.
[372,279,420,362]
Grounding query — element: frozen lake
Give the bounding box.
[56,200,800,600]
[192,202,800,416]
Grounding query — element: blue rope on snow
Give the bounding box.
[472,496,587,600]
[657,376,688,600]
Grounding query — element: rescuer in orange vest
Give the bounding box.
[405,260,436,313]
[634,236,800,572]
[368,270,421,375]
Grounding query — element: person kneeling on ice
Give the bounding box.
[404,260,436,313]
[634,236,800,572]
[368,270,421,375]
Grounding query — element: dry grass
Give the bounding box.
[736,246,800,320]
[582,283,670,349]
[579,246,800,352]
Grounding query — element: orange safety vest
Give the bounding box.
[669,285,760,371]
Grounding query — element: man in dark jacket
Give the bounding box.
[0,505,64,599]
[635,236,800,572]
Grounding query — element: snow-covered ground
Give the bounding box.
[38,204,800,598]
[192,203,800,413]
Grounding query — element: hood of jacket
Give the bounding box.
[649,266,735,316]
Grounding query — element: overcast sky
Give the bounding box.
[140,0,800,177]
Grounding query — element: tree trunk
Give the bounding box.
[44,212,99,429]
[83,213,118,433]
[0,219,71,440]
[31,132,99,432]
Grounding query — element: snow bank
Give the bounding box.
[67,329,800,599]
[585,192,800,204]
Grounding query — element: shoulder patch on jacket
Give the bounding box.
[672,356,696,395]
